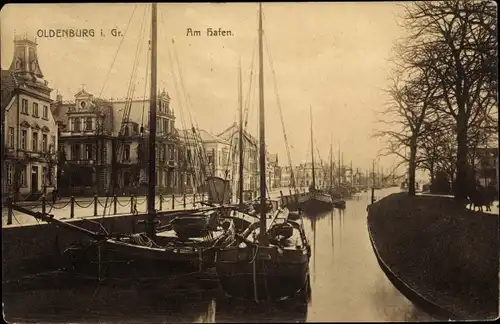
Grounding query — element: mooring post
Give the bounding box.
[159,193,163,210]
[193,193,196,207]
[70,196,75,218]
[42,195,46,215]
[7,197,13,225]
[93,195,98,216]
[130,194,135,214]
[113,195,118,215]
[371,187,375,204]
[183,193,186,209]
[202,192,205,202]
[171,193,175,210]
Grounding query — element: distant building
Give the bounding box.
[218,123,258,191]
[179,128,231,182]
[268,153,281,189]
[280,166,295,188]
[296,162,328,189]
[474,147,499,188]
[2,35,58,200]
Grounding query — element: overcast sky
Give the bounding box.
[1,3,420,177]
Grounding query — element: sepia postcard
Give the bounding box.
[1,2,498,323]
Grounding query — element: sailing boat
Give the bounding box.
[298,106,333,215]
[327,141,345,209]
[215,4,311,301]
[13,4,238,278]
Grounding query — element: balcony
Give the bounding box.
[67,159,95,165]
[5,148,16,157]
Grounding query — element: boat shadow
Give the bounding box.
[3,270,218,323]
[213,291,309,323]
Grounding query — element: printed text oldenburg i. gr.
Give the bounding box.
[36,29,124,38]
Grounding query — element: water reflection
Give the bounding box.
[213,294,308,323]
[3,188,434,322]
[3,273,217,323]
[300,188,434,322]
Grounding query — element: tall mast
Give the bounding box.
[350,160,353,184]
[310,106,316,190]
[258,3,268,245]
[238,59,244,206]
[329,140,333,190]
[146,2,158,239]
[338,144,341,186]
[341,152,344,184]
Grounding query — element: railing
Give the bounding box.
[3,192,209,226]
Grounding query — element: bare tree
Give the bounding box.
[400,0,497,200]
[374,61,440,196]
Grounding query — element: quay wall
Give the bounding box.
[2,209,197,282]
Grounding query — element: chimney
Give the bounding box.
[56,93,63,103]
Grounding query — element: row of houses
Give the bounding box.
[1,35,285,200]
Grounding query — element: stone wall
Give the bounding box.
[2,209,197,281]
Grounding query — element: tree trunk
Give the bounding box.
[454,115,469,200]
[408,137,418,196]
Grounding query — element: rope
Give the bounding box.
[97,198,108,208]
[116,198,132,207]
[96,5,137,98]
[74,200,94,209]
[134,197,146,205]
[47,200,71,209]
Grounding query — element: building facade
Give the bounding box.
[218,123,258,192]
[52,89,185,195]
[52,89,114,196]
[474,147,499,188]
[280,166,295,188]
[2,35,58,200]
[295,162,329,189]
[199,129,232,180]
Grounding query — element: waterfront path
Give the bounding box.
[1,188,297,226]
[367,192,499,320]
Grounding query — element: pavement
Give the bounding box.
[2,188,295,227]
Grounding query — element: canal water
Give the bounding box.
[3,187,435,322]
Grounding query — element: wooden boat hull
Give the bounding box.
[62,232,231,280]
[287,211,302,221]
[216,246,309,301]
[333,200,346,209]
[170,215,213,240]
[299,192,333,214]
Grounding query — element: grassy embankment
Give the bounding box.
[368,192,499,320]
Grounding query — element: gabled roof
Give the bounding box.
[74,89,93,98]
[178,128,229,145]
[217,122,258,145]
[198,129,229,145]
